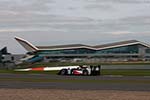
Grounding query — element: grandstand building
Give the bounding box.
[15,37,150,62]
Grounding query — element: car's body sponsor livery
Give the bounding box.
[58,65,101,76]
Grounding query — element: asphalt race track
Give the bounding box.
[0,73,150,91]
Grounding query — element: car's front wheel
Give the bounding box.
[59,69,67,75]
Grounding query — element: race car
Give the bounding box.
[58,65,101,76]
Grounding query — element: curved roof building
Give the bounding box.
[15,37,150,61]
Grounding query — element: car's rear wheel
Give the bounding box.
[83,70,88,76]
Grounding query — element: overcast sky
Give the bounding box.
[0,0,150,53]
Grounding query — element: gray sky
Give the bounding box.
[0,0,150,53]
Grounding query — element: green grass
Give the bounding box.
[102,69,150,76]
[0,77,150,84]
[0,70,59,74]
[16,62,150,76]
[2,61,150,76]
[1,69,150,76]
[17,61,150,68]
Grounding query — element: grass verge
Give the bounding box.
[17,62,150,68]
[102,69,150,76]
[0,77,150,84]
[1,69,150,76]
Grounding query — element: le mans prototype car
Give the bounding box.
[58,65,101,76]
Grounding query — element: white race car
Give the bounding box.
[58,65,101,76]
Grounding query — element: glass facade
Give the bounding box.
[38,48,95,55]
[38,44,142,56]
[96,45,139,54]
[146,49,150,54]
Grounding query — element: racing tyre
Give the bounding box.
[60,69,67,75]
[83,70,88,76]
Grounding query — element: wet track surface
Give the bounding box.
[0,73,150,91]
